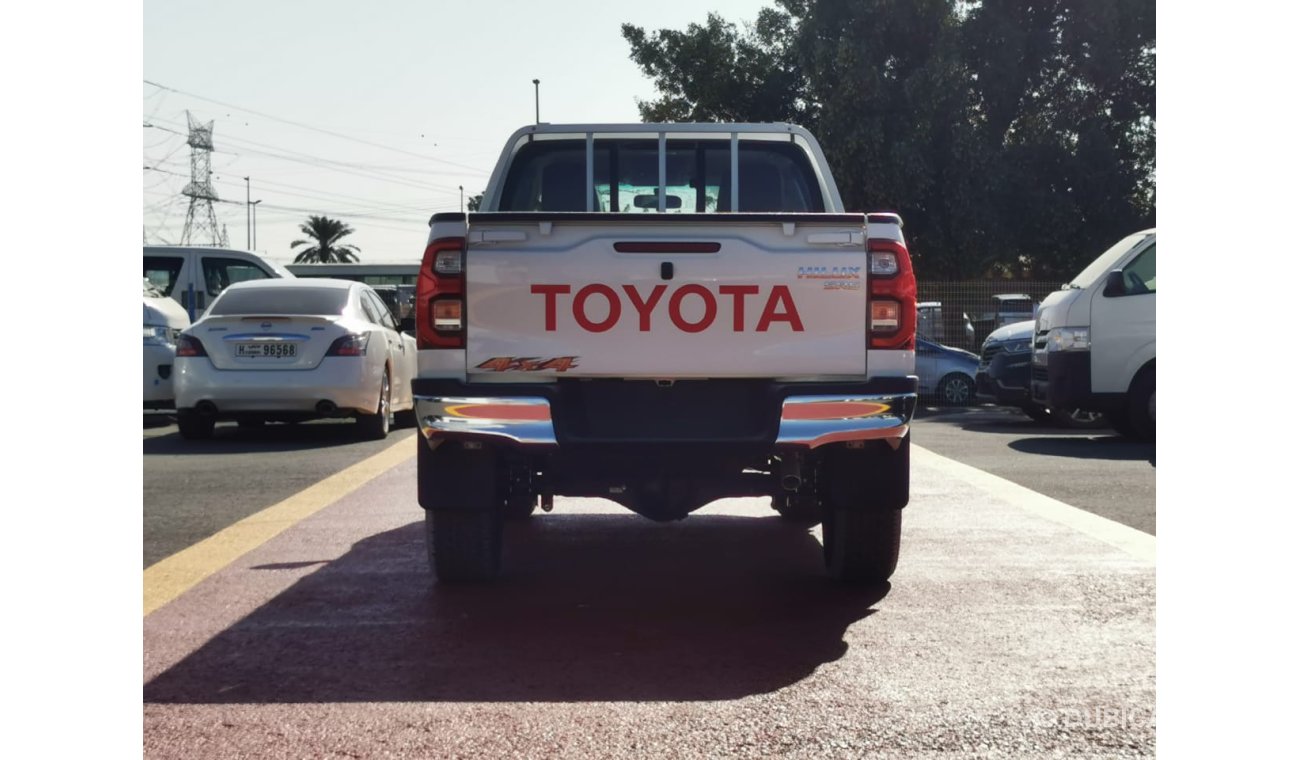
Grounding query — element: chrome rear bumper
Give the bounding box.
[775,394,915,448]
[415,392,914,449]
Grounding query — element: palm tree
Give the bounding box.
[290,215,361,263]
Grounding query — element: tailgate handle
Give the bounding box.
[806,232,864,246]
[469,230,527,243]
[614,242,720,254]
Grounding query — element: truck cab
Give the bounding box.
[1030,229,1156,439]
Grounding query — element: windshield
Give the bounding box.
[1068,231,1154,289]
[208,287,349,316]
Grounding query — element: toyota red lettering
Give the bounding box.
[530,283,805,334]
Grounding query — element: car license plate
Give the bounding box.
[236,342,297,358]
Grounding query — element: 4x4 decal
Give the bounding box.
[476,356,581,373]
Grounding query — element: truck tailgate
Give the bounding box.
[465,214,868,378]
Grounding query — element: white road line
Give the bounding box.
[913,444,1156,563]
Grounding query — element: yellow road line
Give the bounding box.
[144,435,417,617]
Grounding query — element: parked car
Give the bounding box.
[173,279,418,440]
[371,284,417,329]
[970,293,1036,340]
[143,278,191,410]
[916,338,978,405]
[917,301,975,346]
[977,320,1105,427]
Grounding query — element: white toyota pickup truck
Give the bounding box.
[412,123,918,584]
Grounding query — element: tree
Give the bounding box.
[290,215,361,263]
[466,193,484,212]
[621,9,811,124]
[622,0,1155,280]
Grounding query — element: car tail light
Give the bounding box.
[175,334,207,357]
[866,237,916,350]
[417,236,466,349]
[326,333,370,357]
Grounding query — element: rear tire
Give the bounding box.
[822,508,902,584]
[426,507,502,582]
[356,369,392,440]
[419,440,507,581]
[1106,410,1138,438]
[1126,366,1156,441]
[818,435,909,583]
[177,410,214,440]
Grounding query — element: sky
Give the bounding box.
[143,0,777,264]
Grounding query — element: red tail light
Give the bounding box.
[175,334,207,357]
[417,236,467,349]
[326,333,370,357]
[866,238,917,350]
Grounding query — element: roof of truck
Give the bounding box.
[516,122,815,136]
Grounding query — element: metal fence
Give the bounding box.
[915,281,1063,350]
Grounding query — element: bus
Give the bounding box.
[286,262,421,325]
[285,262,419,286]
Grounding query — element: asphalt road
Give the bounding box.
[143,403,1154,569]
[144,450,1154,758]
[143,405,1156,757]
[143,414,418,567]
[910,403,1156,534]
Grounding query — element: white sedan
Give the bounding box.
[173,278,417,440]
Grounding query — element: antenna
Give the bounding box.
[179,111,223,246]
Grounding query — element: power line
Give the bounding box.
[147,115,465,195]
[209,175,440,213]
[144,79,490,174]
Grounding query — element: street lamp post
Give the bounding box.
[533,79,540,124]
[459,185,464,213]
[250,200,262,250]
[244,176,251,249]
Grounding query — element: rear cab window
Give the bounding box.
[498,138,826,213]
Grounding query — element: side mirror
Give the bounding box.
[1102,270,1127,298]
[399,316,416,334]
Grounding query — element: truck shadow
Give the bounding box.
[1008,436,1156,465]
[144,514,886,704]
[142,423,416,456]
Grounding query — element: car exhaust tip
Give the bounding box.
[195,401,218,416]
[781,474,802,491]
[316,400,338,415]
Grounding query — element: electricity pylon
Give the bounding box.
[179,111,222,246]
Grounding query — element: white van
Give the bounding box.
[1030,229,1155,439]
[143,246,294,321]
